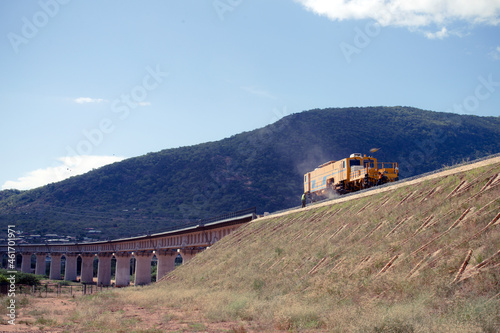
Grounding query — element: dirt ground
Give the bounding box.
[0,295,77,333]
[0,292,283,333]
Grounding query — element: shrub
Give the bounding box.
[17,272,42,286]
[0,270,41,286]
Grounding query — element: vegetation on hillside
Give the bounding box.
[150,161,500,331]
[19,160,500,332]
[1,106,499,240]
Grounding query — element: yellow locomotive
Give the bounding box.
[304,153,399,200]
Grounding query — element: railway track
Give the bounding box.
[266,153,500,219]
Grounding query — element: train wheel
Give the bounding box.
[336,188,347,195]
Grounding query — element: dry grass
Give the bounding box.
[37,161,500,332]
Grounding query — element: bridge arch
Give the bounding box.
[0,253,6,269]
[151,253,158,282]
[16,253,22,270]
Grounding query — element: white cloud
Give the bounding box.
[295,0,500,35]
[425,26,449,39]
[1,155,125,191]
[74,97,107,104]
[73,97,150,106]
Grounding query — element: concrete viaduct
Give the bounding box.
[0,208,256,286]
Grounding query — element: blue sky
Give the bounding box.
[1,0,499,190]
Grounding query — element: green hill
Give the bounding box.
[1,106,499,240]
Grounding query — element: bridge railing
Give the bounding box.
[125,207,257,238]
[0,207,257,250]
[199,206,256,226]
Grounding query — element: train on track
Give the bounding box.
[304,153,399,200]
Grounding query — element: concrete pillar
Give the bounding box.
[21,253,32,273]
[156,250,178,280]
[80,253,95,284]
[49,253,62,280]
[114,252,131,287]
[64,253,78,281]
[180,248,197,264]
[134,251,153,286]
[97,253,112,286]
[35,253,47,275]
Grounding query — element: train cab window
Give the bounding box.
[364,160,375,168]
[349,159,361,167]
[304,175,308,182]
[342,161,346,169]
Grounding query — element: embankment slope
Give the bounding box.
[156,157,500,331]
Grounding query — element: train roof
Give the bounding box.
[314,155,378,169]
[317,160,336,168]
